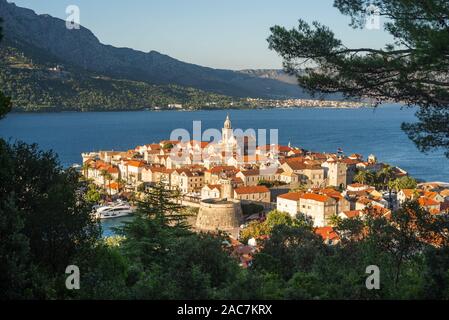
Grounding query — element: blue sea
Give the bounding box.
[0,105,448,182]
[2,105,448,236]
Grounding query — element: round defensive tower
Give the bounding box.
[195,198,243,232]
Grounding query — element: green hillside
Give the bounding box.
[0,46,244,112]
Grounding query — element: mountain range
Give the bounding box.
[0,0,313,106]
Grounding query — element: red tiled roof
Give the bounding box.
[126,160,146,168]
[278,192,303,201]
[284,161,307,170]
[401,189,423,198]
[300,193,331,203]
[234,186,270,195]
[317,188,343,200]
[207,166,237,174]
[341,158,360,165]
[107,182,122,190]
[205,184,221,190]
[418,197,440,207]
[107,167,119,174]
[315,227,339,241]
[342,210,363,218]
[357,197,373,205]
[239,169,260,176]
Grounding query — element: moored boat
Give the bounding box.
[94,201,135,219]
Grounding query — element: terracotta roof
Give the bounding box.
[107,182,122,190]
[401,189,423,198]
[315,227,339,242]
[278,192,303,201]
[239,169,260,176]
[284,160,307,171]
[418,197,440,207]
[160,140,181,145]
[207,166,237,174]
[306,153,328,160]
[107,167,119,174]
[181,170,204,177]
[318,189,344,201]
[205,184,221,190]
[126,160,146,168]
[357,197,373,205]
[146,150,161,155]
[231,177,244,184]
[150,167,173,174]
[257,144,292,153]
[424,191,440,200]
[368,205,392,218]
[234,186,270,195]
[342,210,363,218]
[300,193,331,203]
[341,158,360,165]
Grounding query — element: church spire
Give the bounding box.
[224,113,232,129]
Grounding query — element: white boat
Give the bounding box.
[94,202,135,219]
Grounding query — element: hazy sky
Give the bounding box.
[10,0,392,70]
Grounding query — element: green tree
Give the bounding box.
[81,162,90,179]
[268,0,449,157]
[254,223,327,280]
[0,19,12,119]
[390,175,418,191]
[85,183,102,204]
[99,169,112,194]
[376,165,397,190]
[118,182,190,266]
[265,210,293,229]
[353,169,375,185]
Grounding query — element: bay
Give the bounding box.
[0,105,447,182]
[2,104,448,236]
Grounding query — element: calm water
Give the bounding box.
[0,105,448,182]
[101,216,134,237]
[2,105,448,236]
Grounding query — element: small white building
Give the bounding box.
[201,185,221,200]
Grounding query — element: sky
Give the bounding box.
[10,0,392,70]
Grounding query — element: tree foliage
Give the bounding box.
[268,0,449,157]
[0,19,11,118]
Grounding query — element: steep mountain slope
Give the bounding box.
[0,0,308,99]
[239,69,300,85]
[0,45,243,111]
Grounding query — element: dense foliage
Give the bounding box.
[0,141,101,299]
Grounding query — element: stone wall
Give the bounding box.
[195,199,243,232]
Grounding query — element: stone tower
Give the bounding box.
[219,178,234,200]
[195,198,243,233]
[324,159,347,189]
[222,114,234,146]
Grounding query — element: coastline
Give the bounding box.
[10,104,374,114]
